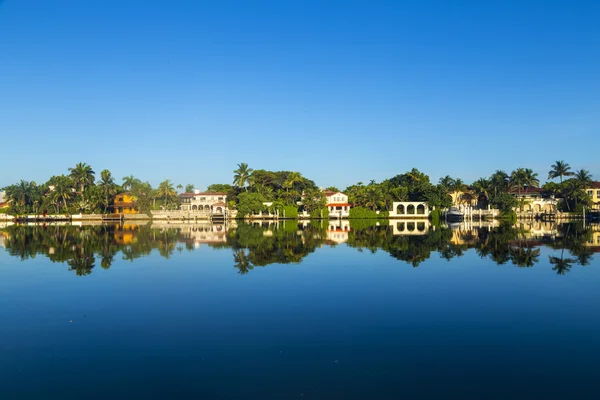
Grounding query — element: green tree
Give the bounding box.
[157,179,177,209]
[185,184,195,193]
[122,175,140,191]
[233,162,254,191]
[68,163,95,198]
[548,160,574,184]
[98,169,117,214]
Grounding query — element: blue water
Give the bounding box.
[1,224,599,399]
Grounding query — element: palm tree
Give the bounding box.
[523,168,540,192]
[548,160,574,184]
[233,162,254,191]
[570,169,593,209]
[574,169,593,188]
[472,178,491,207]
[438,175,454,190]
[490,170,509,196]
[510,168,526,196]
[99,170,117,214]
[122,175,139,191]
[68,163,95,196]
[157,179,176,209]
[285,172,303,193]
[451,179,466,206]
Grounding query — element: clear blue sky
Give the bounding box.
[1,0,599,190]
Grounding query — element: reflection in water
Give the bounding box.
[0,221,597,275]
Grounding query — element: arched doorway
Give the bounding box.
[397,204,405,214]
[407,204,415,215]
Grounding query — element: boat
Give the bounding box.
[446,207,464,222]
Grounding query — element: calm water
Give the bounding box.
[1,220,599,399]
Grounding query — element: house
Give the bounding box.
[112,193,138,214]
[0,190,7,209]
[323,190,351,218]
[509,187,557,214]
[584,181,600,210]
[179,190,228,215]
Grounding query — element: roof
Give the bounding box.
[323,190,346,196]
[179,192,227,197]
[508,187,544,195]
[327,202,352,207]
[589,181,600,189]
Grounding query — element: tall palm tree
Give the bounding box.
[569,169,593,208]
[438,175,454,190]
[122,175,139,191]
[510,168,527,196]
[574,169,593,188]
[99,170,117,214]
[285,172,303,193]
[233,162,254,191]
[490,170,509,196]
[451,179,466,206]
[548,160,574,184]
[472,178,491,203]
[157,179,176,209]
[68,163,95,196]
[523,168,540,192]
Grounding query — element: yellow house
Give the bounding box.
[584,182,600,210]
[112,193,138,214]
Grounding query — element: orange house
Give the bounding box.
[112,193,138,214]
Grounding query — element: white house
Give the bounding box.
[323,190,351,219]
[179,190,228,215]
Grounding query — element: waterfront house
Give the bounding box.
[509,187,557,214]
[584,181,600,210]
[179,190,228,215]
[112,193,138,214]
[324,190,351,218]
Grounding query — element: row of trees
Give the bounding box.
[343,161,594,215]
[1,163,195,215]
[2,160,595,216]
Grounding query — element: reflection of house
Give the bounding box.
[113,193,138,214]
[389,202,429,218]
[509,187,557,214]
[326,220,350,244]
[324,191,351,219]
[179,190,228,215]
[389,220,430,235]
[176,224,228,247]
[585,225,600,248]
[114,224,139,245]
[517,222,558,238]
[585,182,600,210]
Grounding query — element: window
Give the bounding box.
[597,190,600,198]
[588,190,593,197]
[200,197,206,202]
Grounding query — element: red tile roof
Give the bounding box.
[508,187,544,195]
[590,181,600,189]
[327,203,352,207]
[179,192,227,197]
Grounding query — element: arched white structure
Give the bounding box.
[389,202,430,219]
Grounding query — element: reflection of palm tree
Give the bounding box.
[233,249,253,274]
[509,246,540,268]
[67,249,96,276]
[549,255,576,275]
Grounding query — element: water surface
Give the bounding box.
[1,221,599,399]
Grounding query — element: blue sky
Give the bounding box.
[1,0,599,190]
